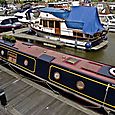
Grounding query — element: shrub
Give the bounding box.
[2,35,16,43]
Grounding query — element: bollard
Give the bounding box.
[12,27,15,34]
[0,89,7,107]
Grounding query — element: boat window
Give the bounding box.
[108,16,113,20]
[73,31,83,37]
[8,51,17,64]
[73,31,77,36]
[93,33,97,37]
[1,19,10,25]
[49,20,54,28]
[89,35,93,38]
[77,32,83,37]
[86,34,93,38]
[32,10,40,18]
[15,15,23,19]
[43,20,48,27]
[11,18,19,23]
[85,34,90,38]
[40,19,42,25]
[100,16,106,22]
[55,21,60,28]
[112,15,115,19]
[94,32,101,37]
[65,57,79,64]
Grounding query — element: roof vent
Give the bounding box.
[65,57,79,64]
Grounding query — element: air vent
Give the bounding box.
[65,57,79,64]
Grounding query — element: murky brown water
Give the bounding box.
[58,32,115,66]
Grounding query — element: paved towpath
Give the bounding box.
[0,64,99,115]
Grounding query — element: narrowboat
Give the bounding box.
[0,37,114,114]
[14,5,45,24]
[0,16,22,32]
[30,6,108,50]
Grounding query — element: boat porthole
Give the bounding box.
[1,50,4,56]
[54,72,60,80]
[24,59,28,66]
[76,81,85,90]
[109,68,115,76]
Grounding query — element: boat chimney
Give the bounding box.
[44,50,47,53]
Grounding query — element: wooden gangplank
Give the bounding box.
[0,65,99,115]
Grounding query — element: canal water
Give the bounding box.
[57,32,115,66]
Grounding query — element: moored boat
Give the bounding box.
[0,37,114,114]
[0,16,22,32]
[99,13,115,32]
[14,5,45,24]
[30,6,108,50]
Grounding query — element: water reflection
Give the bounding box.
[57,32,115,65]
[37,32,114,65]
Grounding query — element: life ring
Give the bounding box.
[109,68,115,76]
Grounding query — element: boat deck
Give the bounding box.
[0,65,98,115]
[0,28,64,48]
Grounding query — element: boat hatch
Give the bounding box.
[65,57,79,64]
[98,66,115,78]
[22,42,34,46]
[0,39,15,47]
[38,54,55,62]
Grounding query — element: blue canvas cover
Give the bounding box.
[66,6,104,35]
[40,7,70,19]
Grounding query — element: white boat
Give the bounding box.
[14,5,45,24]
[47,2,69,9]
[30,6,108,50]
[99,14,115,32]
[0,16,22,32]
[0,7,6,12]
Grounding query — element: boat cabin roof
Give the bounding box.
[0,16,18,24]
[0,16,17,21]
[2,40,115,84]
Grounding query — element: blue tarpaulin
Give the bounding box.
[40,7,70,19]
[66,6,104,35]
[40,6,104,35]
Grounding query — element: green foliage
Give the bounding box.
[109,0,114,2]
[92,0,98,2]
[2,35,16,43]
[0,0,4,4]
[19,1,24,4]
